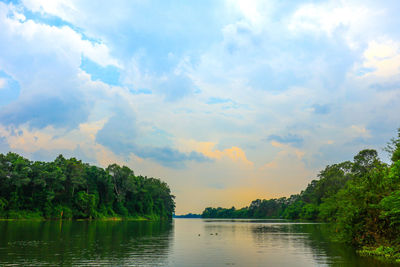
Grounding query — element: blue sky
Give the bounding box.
[1,0,400,213]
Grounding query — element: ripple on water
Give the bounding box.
[0,220,397,266]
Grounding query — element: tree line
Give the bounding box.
[0,153,175,220]
[202,129,400,253]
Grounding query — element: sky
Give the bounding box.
[0,0,400,214]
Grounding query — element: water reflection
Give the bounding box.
[250,221,395,267]
[0,220,173,266]
[0,219,397,266]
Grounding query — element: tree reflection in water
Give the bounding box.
[0,220,173,266]
[251,221,395,267]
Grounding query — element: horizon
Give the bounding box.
[1,0,400,214]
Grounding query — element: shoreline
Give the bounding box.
[358,246,400,263]
[0,216,170,222]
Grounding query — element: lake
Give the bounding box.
[0,219,396,266]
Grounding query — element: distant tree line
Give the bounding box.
[173,213,202,218]
[0,154,175,220]
[202,129,400,251]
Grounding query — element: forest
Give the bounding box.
[0,153,175,220]
[202,129,400,259]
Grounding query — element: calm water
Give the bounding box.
[0,219,396,266]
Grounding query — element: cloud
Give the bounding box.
[0,71,20,107]
[96,107,211,168]
[178,140,254,168]
[134,146,211,168]
[30,144,97,164]
[120,55,197,102]
[0,3,118,69]
[0,2,119,129]
[95,106,138,155]
[21,0,77,21]
[0,77,6,89]
[288,1,372,42]
[226,0,273,33]
[0,125,75,153]
[370,82,400,91]
[205,97,243,110]
[312,104,330,115]
[349,125,371,138]
[207,182,226,190]
[0,0,400,213]
[80,56,121,86]
[206,97,232,104]
[0,94,89,129]
[0,136,10,153]
[130,88,152,95]
[267,134,304,147]
[158,74,196,101]
[358,39,400,78]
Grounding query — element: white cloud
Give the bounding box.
[290,4,351,34]
[0,2,128,131]
[1,2,118,69]
[226,0,269,32]
[21,0,77,22]
[0,78,6,89]
[1,0,400,213]
[360,39,400,78]
[288,1,376,49]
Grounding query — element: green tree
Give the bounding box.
[0,153,175,220]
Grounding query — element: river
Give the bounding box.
[0,219,396,266]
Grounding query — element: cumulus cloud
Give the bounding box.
[0,95,89,129]
[95,107,138,155]
[134,147,211,168]
[158,73,197,101]
[287,0,376,49]
[96,106,212,168]
[0,4,105,128]
[359,39,400,78]
[1,0,400,213]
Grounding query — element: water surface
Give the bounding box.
[0,219,396,266]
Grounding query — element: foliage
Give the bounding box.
[0,153,175,220]
[359,246,400,263]
[202,128,400,255]
[173,213,202,218]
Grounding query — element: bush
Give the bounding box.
[7,210,43,220]
[113,201,129,216]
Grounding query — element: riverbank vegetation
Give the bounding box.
[0,154,175,220]
[202,129,400,262]
[173,213,202,218]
